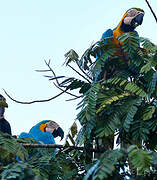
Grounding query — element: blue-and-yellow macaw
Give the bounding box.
[95,8,144,81]
[0,94,12,135]
[19,120,64,144]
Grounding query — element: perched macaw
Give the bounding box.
[19,120,64,145]
[94,8,145,81]
[0,94,12,135]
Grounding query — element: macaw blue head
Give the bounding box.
[39,120,64,140]
[120,8,145,32]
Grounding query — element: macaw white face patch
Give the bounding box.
[45,120,59,133]
[123,16,133,25]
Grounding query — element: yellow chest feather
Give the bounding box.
[113,29,124,47]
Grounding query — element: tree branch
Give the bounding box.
[36,60,62,87]
[53,82,82,99]
[44,60,61,86]
[22,143,105,153]
[66,96,82,101]
[3,89,66,104]
[67,64,91,83]
[145,0,157,23]
[76,61,93,81]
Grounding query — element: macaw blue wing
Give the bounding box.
[94,29,113,82]
[29,128,55,145]
[101,29,113,41]
[19,132,34,138]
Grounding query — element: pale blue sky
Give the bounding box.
[0,0,157,139]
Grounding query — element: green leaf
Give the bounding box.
[70,122,78,137]
[96,92,130,114]
[123,98,142,132]
[128,145,152,175]
[92,48,116,75]
[117,32,139,56]
[148,72,157,96]
[64,49,79,65]
[1,162,38,180]
[0,132,28,161]
[131,118,149,142]
[107,77,147,97]
[142,106,155,120]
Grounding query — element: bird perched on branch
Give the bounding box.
[95,8,145,81]
[94,8,145,152]
[104,8,144,47]
[0,94,12,135]
[19,120,64,144]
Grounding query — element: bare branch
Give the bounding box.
[53,82,81,99]
[22,143,105,153]
[66,97,82,101]
[3,89,66,104]
[145,0,157,23]
[44,60,60,86]
[4,60,83,104]
[67,64,91,83]
[76,61,93,81]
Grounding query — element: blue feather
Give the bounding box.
[94,29,113,82]
[19,120,55,144]
[18,132,34,138]
[101,29,113,41]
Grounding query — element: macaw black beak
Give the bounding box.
[52,127,64,140]
[134,13,144,26]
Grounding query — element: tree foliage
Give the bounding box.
[1,17,157,180]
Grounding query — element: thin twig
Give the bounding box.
[145,0,157,23]
[22,143,105,153]
[66,96,82,101]
[76,61,93,81]
[67,64,91,83]
[76,40,102,81]
[53,82,81,98]
[3,89,66,104]
[44,60,60,86]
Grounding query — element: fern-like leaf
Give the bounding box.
[0,132,28,161]
[117,32,139,56]
[148,72,157,96]
[128,145,152,175]
[107,77,147,97]
[96,92,130,114]
[123,98,142,132]
[1,162,39,180]
[64,49,79,66]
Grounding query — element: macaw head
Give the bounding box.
[40,120,64,140]
[0,94,8,118]
[120,8,145,32]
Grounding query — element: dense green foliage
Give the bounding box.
[1,31,157,179]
